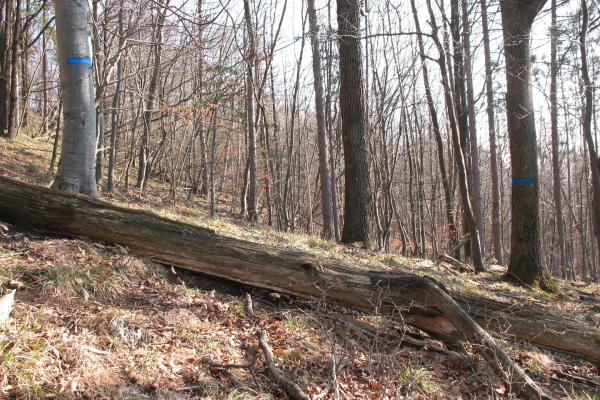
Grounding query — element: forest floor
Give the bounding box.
[1,135,600,399]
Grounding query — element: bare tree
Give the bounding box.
[579,0,599,280]
[243,0,258,222]
[337,0,372,247]
[549,0,567,275]
[500,0,549,287]
[480,0,504,265]
[51,0,99,198]
[307,0,335,240]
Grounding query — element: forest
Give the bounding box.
[0,0,600,398]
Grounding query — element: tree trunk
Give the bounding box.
[51,0,99,198]
[194,0,209,198]
[500,0,548,287]
[410,0,459,260]
[326,0,340,242]
[0,0,8,137]
[107,0,125,193]
[19,0,29,129]
[137,3,167,193]
[425,0,484,272]
[41,0,49,138]
[49,99,62,174]
[549,0,566,276]
[579,0,600,279]
[307,0,335,241]
[337,0,372,247]
[7,0,21,140]
[461,0,484,256]
[209,108,217,218]
[480,0,504,265]
[243,0,258,222]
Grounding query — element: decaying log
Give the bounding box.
[0,177,599,395]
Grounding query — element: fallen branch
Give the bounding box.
[258,330,311,400]
[426,281,550,399]
[206,356,257,370]
[326,311,469,362]
[437,254,474,273]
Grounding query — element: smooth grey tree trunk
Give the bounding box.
[307,0,335,241]
[51,0,99,198]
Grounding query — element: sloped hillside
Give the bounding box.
[1,136,599,399]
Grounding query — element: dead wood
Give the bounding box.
[325,310,469,362]
[0,177,598,397]
[438,253,474,273]
[258,330,311,400]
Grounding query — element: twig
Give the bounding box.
[257,330,311,400]
[208,358,256,370]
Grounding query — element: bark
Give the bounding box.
[337,0,373,247]
[51,0,99,198]
[480,0,504,265]
[500,0,548,287]
[425,0,484,272]
[93,0,104,186]
[137,3,167,193]
[19,0,29,129]
[49,99,62,174]
[579,0,600,278]
[209,109,217,217]
[326,0,341,242]
[243,0,258,222]
[410,0,459,260]
[41,0,49,138]
[461,0,484,255]
[0,0,8,136]
[549,0,566,275]
[7,0,21,140]
[107,0,125,193]
[3,176,599,397]
[194,0,209,198]
[307,0,335,241]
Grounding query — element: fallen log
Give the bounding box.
[0,178,597,390]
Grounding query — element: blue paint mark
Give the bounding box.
[512,177,537,185]
[66,57,92,65]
